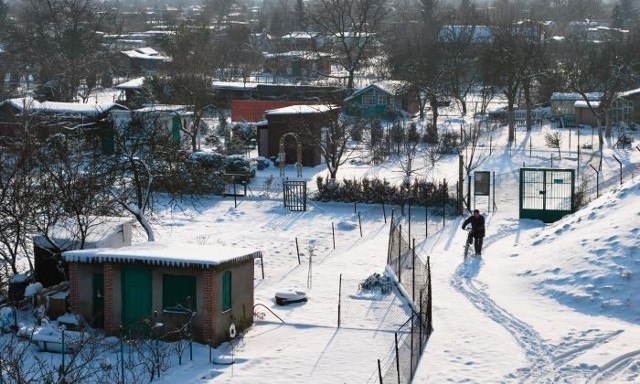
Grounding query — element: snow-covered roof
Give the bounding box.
[344,81,409,102]
[0,97,128,117]
[33,217,138,250]
[617,88,640,98]
[264,51,330,59]
[212,81,258,90]
[121,48,170,61]
[134,104,190,113]
[282,31,318,39]
[62,242,262,268]
[265,104,338,115]
[115,77,145,89]
[550,92,601,101]
[574,100,600,108]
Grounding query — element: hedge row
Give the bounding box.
[314,175,453,206]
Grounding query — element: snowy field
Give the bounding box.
[1,94,640,383]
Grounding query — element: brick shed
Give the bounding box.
[63,242,261,346]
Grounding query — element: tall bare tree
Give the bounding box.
[308,0,389,89]
[15,0,120,101]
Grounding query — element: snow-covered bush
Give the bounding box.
[359,273,393,294]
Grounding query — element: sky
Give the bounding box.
[2,97,640,383]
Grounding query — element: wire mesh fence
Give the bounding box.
[378,216,433,384]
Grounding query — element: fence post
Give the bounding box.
[412,239,416,303]
[408,204,411,241]
[590,164,600,198]
[295,237,300,264]
[378,359,383,384]
[358,212,363,237]
[612,155,623,185]
[338,274,342,328]
[425,205,428,238]
[395,333,400,384]
[332,222,335,250]
[397,225,402,283]
[427,256,433,334]
[382,202,387,223]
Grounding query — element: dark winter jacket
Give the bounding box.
[462,214,485,238]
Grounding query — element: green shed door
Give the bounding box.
[171,115,182,142]
[92,273,104,328]
[122,267,152,330]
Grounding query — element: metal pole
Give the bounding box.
[358,212,362,237]
[613,155,623,185]
[332,222,335,250]
[395,333,400,384]
[590,164,600,198]
[295,237,300,264]
[338,274,342,327]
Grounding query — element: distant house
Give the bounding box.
[63,242,261,346]
[117,47,170,76]
[549,92,601,117]
[0,97,128,140]
[113,77,146,107]
[344,81,418,119]
[258,104,340,167]
[225,83,346,122]
[438,25,494,44]
[263,51,331,81]
[108,104,194,152]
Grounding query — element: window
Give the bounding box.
[362,94,377,106]
[162,275,196,314]
[362,92,387,106]
[222,271,232,312]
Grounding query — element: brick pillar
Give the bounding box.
[67,262,80,313]
[202,269,217,344]
[103,263,116,335]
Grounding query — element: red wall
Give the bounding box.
[230,99,321,123]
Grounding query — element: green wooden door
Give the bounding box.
[121,267,152,333]
[92,273,104,328]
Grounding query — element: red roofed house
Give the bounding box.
[63,242,262,346]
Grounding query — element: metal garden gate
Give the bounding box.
[283,180,307,211]
[519,168,575,223]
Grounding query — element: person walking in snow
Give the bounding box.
[462,209,485,255]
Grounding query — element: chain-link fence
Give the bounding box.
[377,216,433,384]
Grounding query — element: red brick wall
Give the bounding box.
[103,263,116,335]
[231,99,320,123]
[67,262,79,313]
[202,269,217,345]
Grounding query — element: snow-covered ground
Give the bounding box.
[2,95,640,383]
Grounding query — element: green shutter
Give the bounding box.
[162,275,196,313]
[222,271,232,311]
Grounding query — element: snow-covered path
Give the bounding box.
[414,168,640,383]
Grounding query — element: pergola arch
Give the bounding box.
[278,132,303,177]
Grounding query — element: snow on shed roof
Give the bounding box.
[550,92,601,101]
[0,97,127,116]
[62,242,262,268]
[115,77,145,89]
[344,81,409,102]
[265,104,338,115]
[574,100,600,108]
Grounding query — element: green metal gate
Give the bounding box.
[92,273,104,329]
[283,180,307,211]
[519,168,575,223]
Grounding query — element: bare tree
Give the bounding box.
[0,142,38,274]
[158,21,220,152]
[14,0,120,101]
[308,0,389,89]
[560,31,637,151]
[297,106,354,180]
